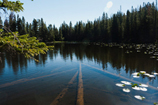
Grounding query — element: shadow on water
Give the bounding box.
[0,43,158,75]
[52,43,158,73]
[0,43,158,105]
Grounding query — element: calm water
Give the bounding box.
[0,43,158,105]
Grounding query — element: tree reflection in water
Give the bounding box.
[0,43,158,76]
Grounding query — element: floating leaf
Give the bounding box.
[133,75,140,78]
[140,87,147,91]
[154,102,158,105]
[148,75,155,78]
[123,88,130,93]
[116,83,125,87]
[152,73,158,75]
[134,95,145,100]
[132,72,139,76]
[132,86,140,90]
[121,81,131,85]
[139,84,148,88]
[144,73,150,76]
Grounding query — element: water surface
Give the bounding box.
[0,43,158,105]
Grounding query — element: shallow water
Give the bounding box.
[0,43,158,105]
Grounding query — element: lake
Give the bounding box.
[0,43,158,105]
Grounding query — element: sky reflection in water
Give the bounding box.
[0,43,158,105]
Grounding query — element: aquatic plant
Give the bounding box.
[140,72,145,75]
[139,84,148,88]
[148,75,155,78]
[133,75,140,78]
[134,95,145,100]
[132,72,139,75]
[154,102,158,105]
[140,87,147,91]
[139,71,146,75]
[131,83,138,87]
[144,73,150,76]
[137,73,140,76]
[121,81,131,85]
[116,83,125,87]
[150,56,156,58]
[152,72,158,75]
[132,86,140,90]
[123,88,130,93]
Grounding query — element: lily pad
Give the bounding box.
[153,73,158,75]
[154,102,158,105]
[121,81,131,85]
[131,83,138,87]
[140,87,147,91]
[123,88,130,93]
[116,83,125,87]
[133,75,140,78]
[132,86,140,90]
[139,84,148,88]
[148,75,155,78]
[132,72,139,76]
[137,73,140,76]
[144,73,150,76]
[134,95,145,100]
[140,71,146,73]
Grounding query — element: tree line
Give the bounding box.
[1,1,158,43]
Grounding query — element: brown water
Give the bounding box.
[0,43,158,105]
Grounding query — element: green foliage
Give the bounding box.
[0,29,3,32]
[2,1,158,43]
[139,72,145,75]
[51,2,158,43]
[122,84,125,87]
[0,0,24,12]
[0,31,53,62]
[140,96,145,100]
[0,0,54,62]
[137,73,140,76]
[131,83,138,87]
[154,102,158,105]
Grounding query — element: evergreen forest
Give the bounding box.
[1,2,158,43]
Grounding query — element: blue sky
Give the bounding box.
[1,0,156,28]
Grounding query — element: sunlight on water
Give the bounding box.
[0,43,158,105]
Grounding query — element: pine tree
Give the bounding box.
[0,17,2,29]
[26,22,29,34]
[59,27,64,41]
[9,12,16,32]
[21,16,26,35]
[17,14,22,35]
[32,19,38,38]
[48,24,55,41]
[69,21,73,41]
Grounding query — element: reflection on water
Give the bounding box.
[1,43,158,75]
[0,43,158,105]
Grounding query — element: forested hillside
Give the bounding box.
[1,2,158,43]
